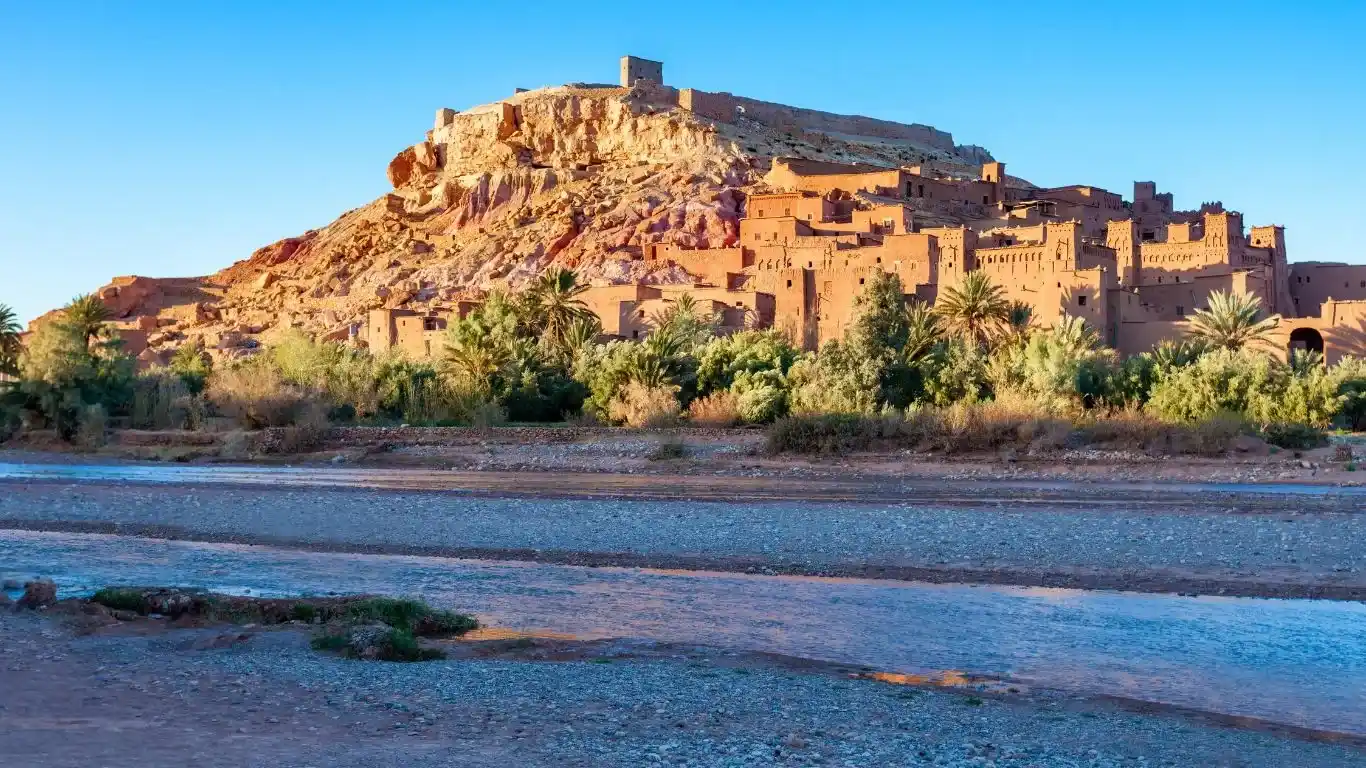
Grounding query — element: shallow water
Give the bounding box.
[3,528,1364,735]
[3,460,1364,503]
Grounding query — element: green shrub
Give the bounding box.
[1333,358,1366,431]
[1147,350,1287,423]
[1261,422,1327,450]
[341,597,478,635]
[786,342,883,415]
[696,330,799,396]
[919,341,990,407]
[765,413,886,455]
[130,370,195,430]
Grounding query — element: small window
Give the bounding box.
[859,278,865,285]
[631,329,639,339]
[876,257,882,264]
[735,302,744,308]
[1307,277,1311,284]
[754,233,760,241]
[807,261,813,268]
[983,196,989,204]
[1176,306,1185,317]
[784,208,791,217]
[918,184,925,197]
[638,309,645,318]
[806,213,813,220]
[1360,280,1365,288]
[1077,295,1087,307]
[786,279,792,288]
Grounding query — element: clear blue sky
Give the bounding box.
[3,1,1363,323]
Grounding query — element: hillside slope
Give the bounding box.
[60,81,1001,362]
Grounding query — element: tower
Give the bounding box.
[619,56,663,87]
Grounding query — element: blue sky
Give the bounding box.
[2,1,1363,323]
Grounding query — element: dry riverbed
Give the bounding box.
[7,424,1366,486]
[2,464,1364,599]
[2,602,1362,768]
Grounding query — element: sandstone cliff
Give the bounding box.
[64,82,1001,362]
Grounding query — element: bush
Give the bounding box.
[1261,421,1327,450]
[1147,350,1286,423]
[919,341,990,407]
[786,342,882,415]
[688,391,741,427]
[270,402,330,454]
[696,330,799,396]
[607,381,681,428]
[1333,358,1366,431]
[467,400,508,429]
[207,361,323,429]
[765,413,893,455]
[130,370,196,430]
[75,404,108,449]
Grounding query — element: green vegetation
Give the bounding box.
[0,303,21,376]
[88,587,471,662]
[4,274,1365,454]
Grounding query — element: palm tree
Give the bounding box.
[525,268,594,356]
[440,316,513,396]
[649,293,717,349]
[1185,290,1280,351]
[997,300,1035,346]
[1049,315,1101,353]
[1145,338,1208,371]
[562,316,602,358]
[0,303,21,376]
[933,272,1010,346]
[901,301,941,362]
[1289,348,1325,377]
[64,294,113,347]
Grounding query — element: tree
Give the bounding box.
[934,272,1010,347]
[901,301,942,363]
[64,294,113,347]
[998,300,1035,346]
[0,303,21,376]
[848,272,910,354]
[524,268,594,359]
[169,340,213,394]
[649,293,717,351]
[1185,290,1280,352]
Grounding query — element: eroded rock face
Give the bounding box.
[59,84,995,359]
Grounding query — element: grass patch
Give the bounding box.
[84,588,476,636]
[90,587,151,613]
[341,597,478,635]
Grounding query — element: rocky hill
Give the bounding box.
[57,79,1006,363]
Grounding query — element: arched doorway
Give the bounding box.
[1289,327,1324,355]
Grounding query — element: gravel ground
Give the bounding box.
[2,480,1364,598]
[3,612,1361,767]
